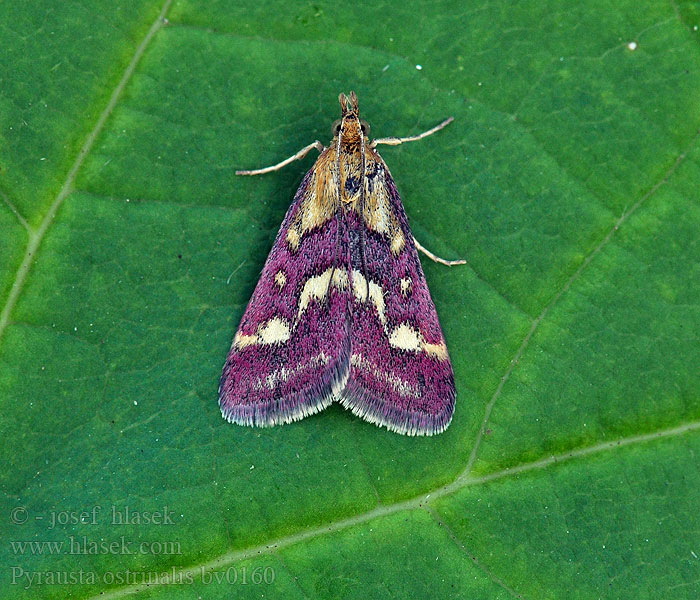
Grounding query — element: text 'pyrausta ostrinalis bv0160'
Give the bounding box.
[219,92,465,435]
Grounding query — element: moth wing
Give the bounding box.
[219,152,351,426]
[340,153,456,435]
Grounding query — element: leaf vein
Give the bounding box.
[0,0,174,345]
[0,187,31,232]
[460,126,700,477]
[88,419,700,600]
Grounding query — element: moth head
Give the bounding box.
[334,91,370,142]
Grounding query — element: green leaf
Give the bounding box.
[1,1,699,598]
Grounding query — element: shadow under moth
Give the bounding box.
[219,92,463,435]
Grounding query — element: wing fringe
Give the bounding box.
[339,382,454,436]
[219,341,350,427]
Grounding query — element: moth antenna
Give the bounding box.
[338,92,349,115]
[349,91,359,113]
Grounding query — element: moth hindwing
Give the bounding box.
[220,92,457,435]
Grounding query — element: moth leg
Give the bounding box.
[236,140,325,175]
[413,236,466,267]
[370,117,454,148]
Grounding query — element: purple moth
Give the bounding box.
[219,92,464,435]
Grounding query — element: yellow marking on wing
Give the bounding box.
[352,270,368,302]
[297,267,348,321]
[332,268,349,288]
[390,233,405,255]
[257,317,291,344]
[368,281,386,326]
[352,272,448,360]
[361,155,405,255]
[422,341,449,361]
[233,332,258,350]
[302,163,337,231]
[387,323,449,360]
[388,322,422,351]
[286,227,300,250]
[286,150,339,251]
[233,317,291,349]
[351,271,386,325]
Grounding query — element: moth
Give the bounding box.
[219,92,464,435]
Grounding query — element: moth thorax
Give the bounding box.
[339,116,363,146]
[340,154,364,203]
